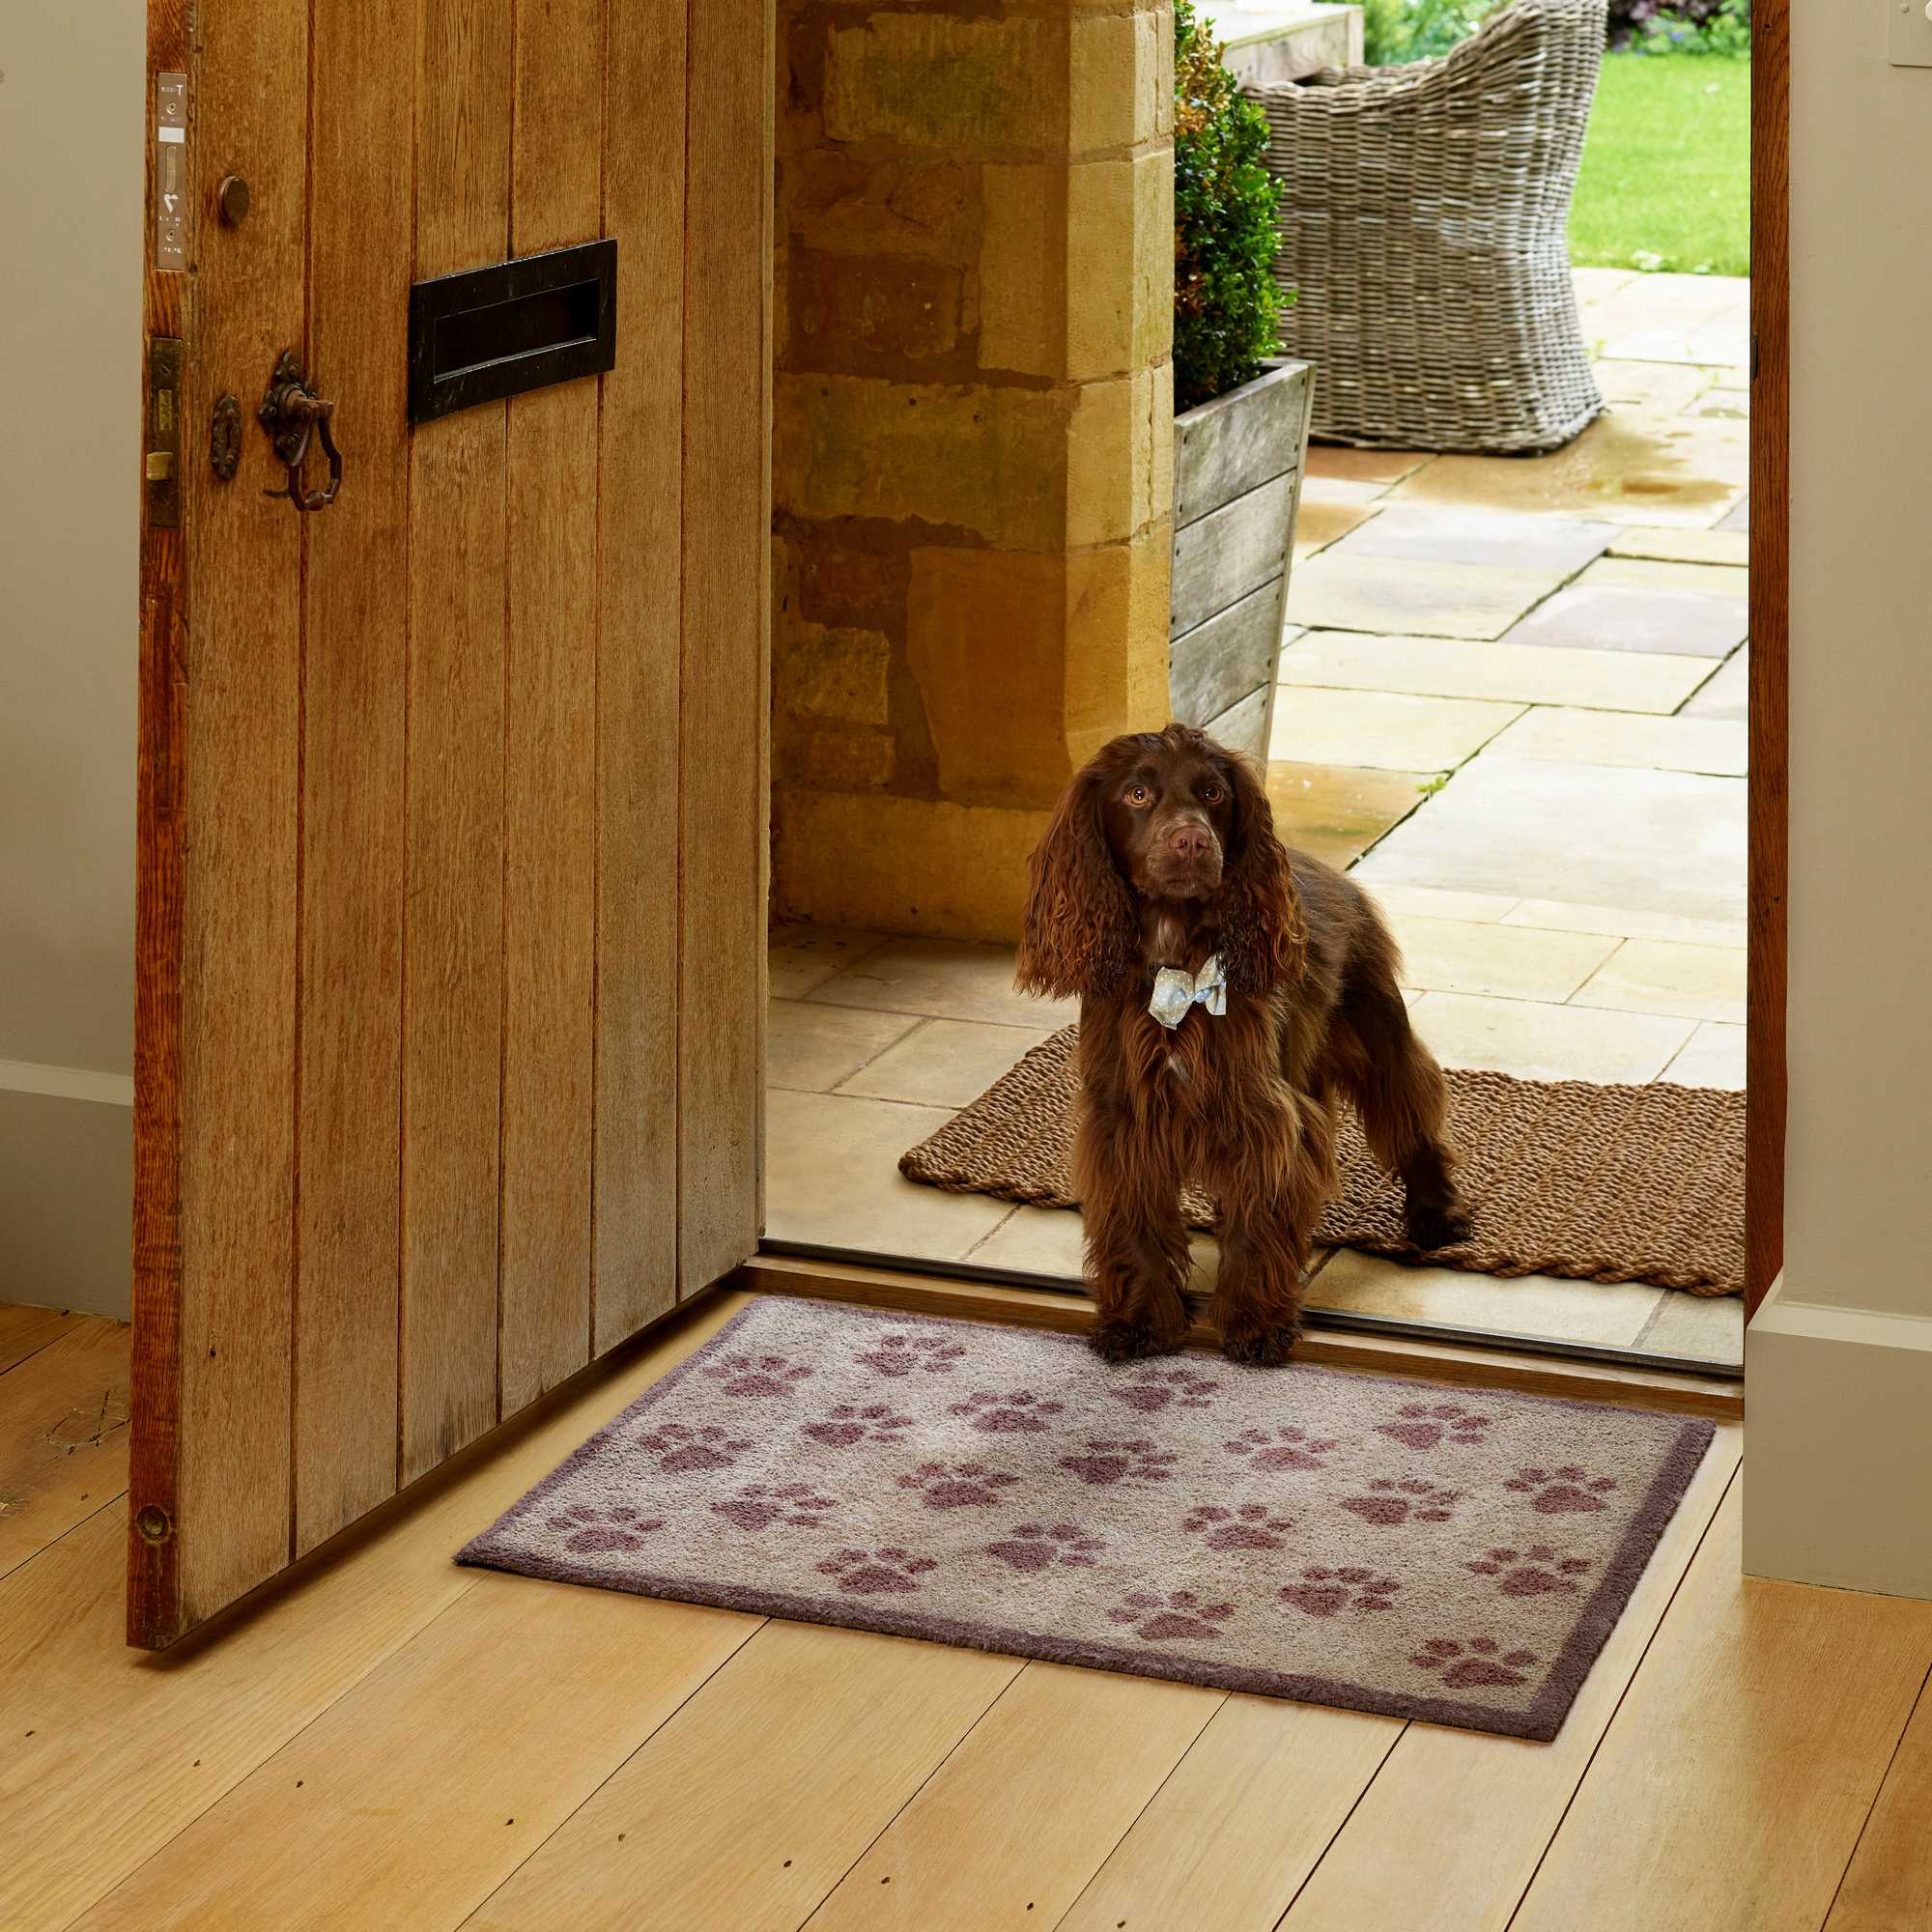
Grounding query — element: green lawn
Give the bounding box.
[1569,51,1749,277]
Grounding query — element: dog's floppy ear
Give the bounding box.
[1216,752,1306,995]
[1015,759,1137,1000]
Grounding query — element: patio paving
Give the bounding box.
[763,270,1747,1372]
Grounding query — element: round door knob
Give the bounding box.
[217,174,251,225]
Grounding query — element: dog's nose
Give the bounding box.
[1168,823,1212,863]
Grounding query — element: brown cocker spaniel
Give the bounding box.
[1017,724,1467,1366]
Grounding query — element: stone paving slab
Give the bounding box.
[1264,760,1435,870]
[1293,497,1378,557]
[1683,648,1747,721]
[1327,506,1619,574]
[1304,445,1432,485]
[1287,552,1566,640]
[1388,413,1746,528]
[1661,1021,1747,1092]
[1306,1248,1665,1349]
[1279,630,1716,714]
[1387,913,1618,1003]
[1482,706,1747,778]
[1501,581,1746,659]
[1606,527,1749,567]
[1590,359,1724,413]
[1405,989,1695,1086]
[1501,898,1744,950]
[1270,686,1523,770]
[1572,938,1747,1026]
[1351,756,1746,926]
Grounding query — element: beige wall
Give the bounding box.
[0,0,143,1316]
[1783,9,1932,1323]
[1745,8,1932,1602]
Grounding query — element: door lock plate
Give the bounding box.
[147,337,185,528]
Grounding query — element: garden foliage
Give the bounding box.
[1173,0,1285,411]
[1362,0,1749,66]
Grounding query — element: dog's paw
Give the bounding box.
[1219,1321,1300,1368]
[1407,1201,1473,1251]
[1089,1319,1181,1363]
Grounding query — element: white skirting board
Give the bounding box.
[0,1079,131,1320]
[1744,1273,1932,1602]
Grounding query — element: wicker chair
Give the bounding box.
[1247,0,1606,454]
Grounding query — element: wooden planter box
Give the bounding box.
[1169,357,1315,764]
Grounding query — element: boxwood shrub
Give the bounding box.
[1173,0,1285,411]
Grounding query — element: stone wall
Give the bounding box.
[772,0,1176,939]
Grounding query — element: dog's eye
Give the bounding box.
[1201,781,1225,804]
[1125,784,1151,808]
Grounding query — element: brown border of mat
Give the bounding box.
[458,1297,1718,1743]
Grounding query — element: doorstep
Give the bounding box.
[733,1252,1743,1423]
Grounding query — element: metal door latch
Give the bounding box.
[210,394,242,481]
[258,350,342,512]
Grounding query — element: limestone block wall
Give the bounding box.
[772,0,1176,940]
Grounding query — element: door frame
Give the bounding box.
[1746,0,1786,1319]
[760,12,1788,1339]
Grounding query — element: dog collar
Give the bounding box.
[1149,953,1227,1030]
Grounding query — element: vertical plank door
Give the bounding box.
[129,0,771,1647]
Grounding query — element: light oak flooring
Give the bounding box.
[4,1294,1927,1932]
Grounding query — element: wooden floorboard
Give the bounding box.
[466,1621,1021,1932]
[801,1661,1221,1931]
[0,1316,129,1581]
[0,1293,744,1932]
[12,1294,1932,1932]
[72,1575,755,1931]
[1056,1693,1402,1932]
[0,1303,87,1377]
[1278,1428,1743,1932]
[1823,1668,1932,1932]
[1507,1478,1932,1932]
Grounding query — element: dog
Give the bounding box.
[1016,723,1467,1366]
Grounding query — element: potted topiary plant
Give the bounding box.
[1169,0,1314,765]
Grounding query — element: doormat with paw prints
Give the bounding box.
[459,1296,1717,1742]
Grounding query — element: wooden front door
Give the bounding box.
[131,0,769,1647]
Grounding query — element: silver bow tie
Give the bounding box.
[1148,954,1228,1030]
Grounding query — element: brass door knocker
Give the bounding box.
[258,350,342,512]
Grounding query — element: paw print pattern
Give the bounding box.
[1106,1590,1236,1643]
[814,1547,940,1595]
[1466,1545,1593,1598]
[948,1389,1066,1435]
[1378,1401,1493,1451]
[1408,1636,1540,1689]
[1504,1465,1619,1514]
[710,1484,837,1533]
[637,1422,753,1474]
[700,1351,815,1399]
[802,1403,915,1449]
[985,1522,1106,1572]
[895,1461,1022,1510]
[1108,1365,1222,1415]
[1340,1477,1463,1527]
[544,1504,665,1554]
[1057,1438,1179,1488]
[1223,1426,1339,1471]
[854,1332,968,1378]
[1181,1502,1295,1551]
[1279,1566,1401,1618]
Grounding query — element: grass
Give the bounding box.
[1569,51,1749,278]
